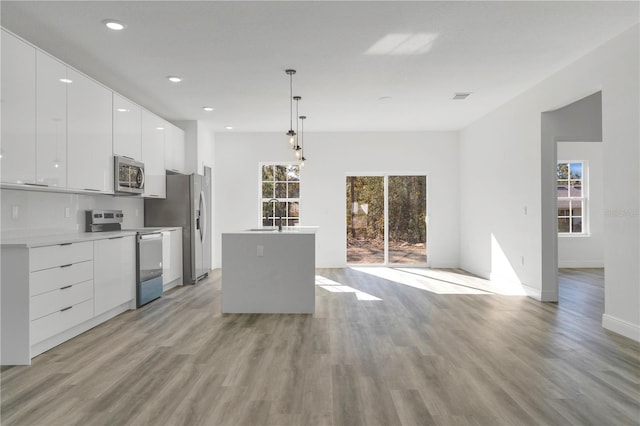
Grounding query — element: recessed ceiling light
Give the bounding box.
[203,106,214,112]
[156,127,165,131]
[59,78,72,84]
[453,92,472,100]
[167,76,183,83]
[103,20,126,31]
[224,126,233,130]
[116,108,129,112]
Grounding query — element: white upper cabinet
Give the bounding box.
[141,109,167,198]
[113,94,142,161]
[36,51,67,187]
[1,30,36,184]
[165,123,186,174]
[67,69,114,193]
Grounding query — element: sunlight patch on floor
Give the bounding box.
[351,267,527,296]
[315,275,382,301]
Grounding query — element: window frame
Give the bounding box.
[557,160,589,237]
[258,162,301,227]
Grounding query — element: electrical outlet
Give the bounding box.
[11,205,19,220]
[64,207,71,218]
[135,208,139,217]
[257,245,264,257]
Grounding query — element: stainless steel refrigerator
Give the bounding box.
[144,167,212,284]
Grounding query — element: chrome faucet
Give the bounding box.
[267,198,283,231]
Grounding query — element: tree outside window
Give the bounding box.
[557,161,586,234]
[261,164,300,226]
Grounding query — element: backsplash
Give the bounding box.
[0,189,144,233]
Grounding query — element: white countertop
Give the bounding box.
[224,226,319,235]
[0,227,181,248]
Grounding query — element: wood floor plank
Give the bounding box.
[1,267,639,425]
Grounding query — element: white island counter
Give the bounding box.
[221,227,317,314]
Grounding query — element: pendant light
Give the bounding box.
[299,115,307,167]
[293,96,302,158]
[285,69,296,144]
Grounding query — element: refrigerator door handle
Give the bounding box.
[199,190,207,242]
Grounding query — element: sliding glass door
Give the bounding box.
[346,175,427,265]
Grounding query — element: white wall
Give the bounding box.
[460,25,639,340]
[213,132,459,269]
[0,189,144,233]
[557,142,604,268]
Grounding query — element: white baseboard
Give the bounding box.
[558,260,604,268]
[602,314,640,342]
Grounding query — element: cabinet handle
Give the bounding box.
[24,182,49,187]
[109,236,124,240]
[83,188,100,192]
[60,285,72,290]
[60,306,73,312]
[60,264,73,268]
[59,243,72,246]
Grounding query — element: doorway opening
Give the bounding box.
[346,175,427,265]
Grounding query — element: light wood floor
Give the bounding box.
[2,268,639,425]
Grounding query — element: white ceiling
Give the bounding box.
[2,1,638,133]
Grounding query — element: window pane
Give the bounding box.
[262,165,274,181]
[557,180,568,197]
[558,218,570,233]
[287,219,299,226]
[388,176,427,264]
[571,200,582,217]
[274,182,287,198]
[570,162,582,179]
[346,176,385,264]
[557,163,568,179]
[572,218,582,233]
[287,165,300,181]
[262,182,274,198]
[263,202,274,219]
[570,180,582,197]
[275,166,288,181]
[288,202,299,218]
[263,217,273,227]
[288,182,300,198]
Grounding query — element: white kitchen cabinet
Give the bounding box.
[165,123,186,174]
[93,236,136,317]
[1,240,94,365]
[36,51,68,187]
[67,69,113,193]
[1,30,36,184]
[162,229,183,290]
[113,93,142,161]
[141,109,167,198]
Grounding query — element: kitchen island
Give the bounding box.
[221,227,317,314]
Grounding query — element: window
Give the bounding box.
[261,164,300,226]
[557,161,586,234]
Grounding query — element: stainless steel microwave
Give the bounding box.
[115,156,145,194]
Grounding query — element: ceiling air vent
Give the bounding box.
[453,92,471,100]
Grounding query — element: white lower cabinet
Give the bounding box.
[162,229,183,289]
[1,235,137,365]
[94,236,136,316]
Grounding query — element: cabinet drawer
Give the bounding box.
[30,260,93,296]
[31,298,94,345]
[31,280,93,321]
[30,241,93,272]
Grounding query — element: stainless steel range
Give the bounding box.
[86,210,163,307]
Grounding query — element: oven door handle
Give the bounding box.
[139,232,162,241]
